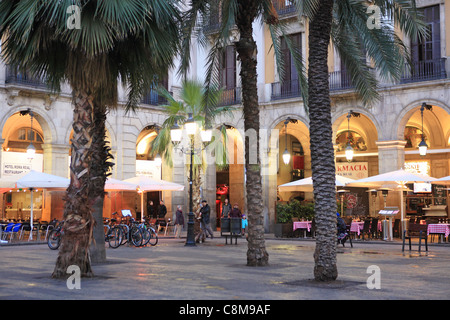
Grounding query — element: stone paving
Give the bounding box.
[0,233,449,304]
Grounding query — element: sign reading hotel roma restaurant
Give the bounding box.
[336,162,369,180]
[1,151,43,177]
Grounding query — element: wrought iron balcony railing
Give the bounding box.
[400,58,447,83]
[141,90,171,106]
[5,66,48,89]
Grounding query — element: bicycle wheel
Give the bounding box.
[148,228,158,246]
[47,229,61,250]
[108,226,123,249]
[130,227,143,247]
[141,228,151,246]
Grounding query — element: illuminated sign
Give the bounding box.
[336,162,369,179]
[404,160,430,176]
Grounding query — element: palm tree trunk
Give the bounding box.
[52,90,96,278]
[308,0,338,281]
[236,0,269,266]
[88,103,113,263]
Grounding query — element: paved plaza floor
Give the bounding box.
[1,233,449,306]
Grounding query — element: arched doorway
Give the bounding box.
[333,111,379,217]
[215,125,245,228]
[401,104,450,218]
[1,109,45,221]
[135,125,164,220]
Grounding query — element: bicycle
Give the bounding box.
[47,221,63,250]
[109,217,143,248]
[140,219,158,246]
[104,213,123,248]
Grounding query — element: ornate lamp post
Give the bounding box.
[170,114,212,246]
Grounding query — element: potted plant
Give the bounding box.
[274,202,294,237]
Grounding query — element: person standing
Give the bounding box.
[200,200,214,239]
[147,200,155,219]
[174,205,184,238]
[229,203,242,218]
[157,200,167,233]
[221,198,231,218]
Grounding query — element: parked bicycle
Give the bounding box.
[107,217,143,248]
[47,221,63,250]
[140,220,158,246]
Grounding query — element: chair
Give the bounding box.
[164,218,175,236]
[360,219,371,240]
[402,223,428,252]
[1,223,15,240]
[8,223,22,241]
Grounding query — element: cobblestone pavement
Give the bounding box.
[1,235,449,303]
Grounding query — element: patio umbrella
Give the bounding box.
[124,176,184,221]
[13,170,70,240]
[346,168,436,230]
[104,177,138,191]
[431,175,450,186]
[278,175,355,192]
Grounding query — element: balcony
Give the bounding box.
[272,0,297,17]
[141,90,171,106]
[271,70,354,100]
[271,79,301,100]
[219,87,241,106]
[400,58,447,84]
[5,66,48,89]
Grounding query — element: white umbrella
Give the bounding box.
[432,175,450,186]
[105,177,138,191]
[346,168,436,238]
[124,176,184,221]
[13,170,70,240]
[278,175,355,192]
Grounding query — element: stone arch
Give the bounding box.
[391,99,450,141]
[0,106,57,144]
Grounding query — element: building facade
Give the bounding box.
[0,0,449,231]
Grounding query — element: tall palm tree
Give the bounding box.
[0,0,180,278]
[298,0,426,281]
[179,0,425,273]
[179,0,307,267]
[151,80,234,210]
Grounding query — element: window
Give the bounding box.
[411,5,441,62]
[219,45,236,90]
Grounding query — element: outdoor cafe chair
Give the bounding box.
[402,223,428,252]
[360,219,371,240]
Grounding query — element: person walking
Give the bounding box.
[221,198,231,218]
[194,204,205,243]
[200,200,214,239]
[174,205,184,238]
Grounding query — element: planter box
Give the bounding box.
[274,223,293,238]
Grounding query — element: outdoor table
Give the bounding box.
[350,222,364,235]
[293,221,312,238]
[427,224,450,242]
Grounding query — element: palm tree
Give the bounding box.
[0,0,180,278]
[178,0,425,273]
[178,0,304,267]
[298,0,426,281]
[151,80,234,210]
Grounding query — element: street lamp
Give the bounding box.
[419,103,432,156]
[344,110,360,162]
[170,113,211,246]
[282,118,291,165]
[20,108,36,160]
